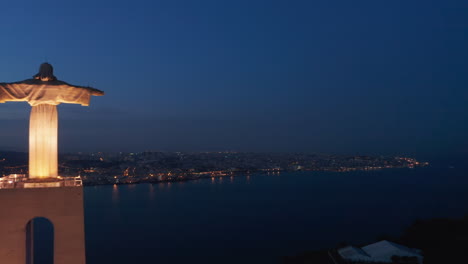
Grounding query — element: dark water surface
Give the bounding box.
[84,166,468,263]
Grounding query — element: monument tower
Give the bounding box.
[0,63,104,264]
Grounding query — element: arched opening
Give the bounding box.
[26,217,54,264]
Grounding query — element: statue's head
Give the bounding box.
[33,63,57,81]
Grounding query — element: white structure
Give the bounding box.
[0,63,103,179]
[338,240,423,263]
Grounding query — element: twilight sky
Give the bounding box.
[0,0,467,158]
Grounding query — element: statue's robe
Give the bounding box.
[0,79,103,178]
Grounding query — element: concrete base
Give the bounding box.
[0,186,86,264]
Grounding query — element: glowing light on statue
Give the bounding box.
[0,63,104,179]
[29,104,58,177]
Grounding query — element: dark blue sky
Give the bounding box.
[0,0,467,158]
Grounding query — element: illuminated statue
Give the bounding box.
[0,63,104,178]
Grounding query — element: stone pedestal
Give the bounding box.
[0,186,86,264]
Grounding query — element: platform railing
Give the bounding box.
[0,174,83,189]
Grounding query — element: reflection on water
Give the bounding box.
[85,168,468,264]
[148,184,155,201]
[112,184,119,202]
[158,182,164,190]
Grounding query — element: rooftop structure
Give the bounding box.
[338,240,423,264]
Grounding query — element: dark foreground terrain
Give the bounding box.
[283,216,468,264]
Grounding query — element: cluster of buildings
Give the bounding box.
[0,151,428,186]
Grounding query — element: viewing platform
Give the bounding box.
[0,174,82,189]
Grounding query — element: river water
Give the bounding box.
[83,166,468,263]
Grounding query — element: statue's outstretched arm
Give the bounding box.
[59,81,104,96]
[55,81,104,106]
[0,82,30,103]
[0,80,104,106]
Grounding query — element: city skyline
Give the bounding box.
[0,1,467,263]
[0,0,467,159]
